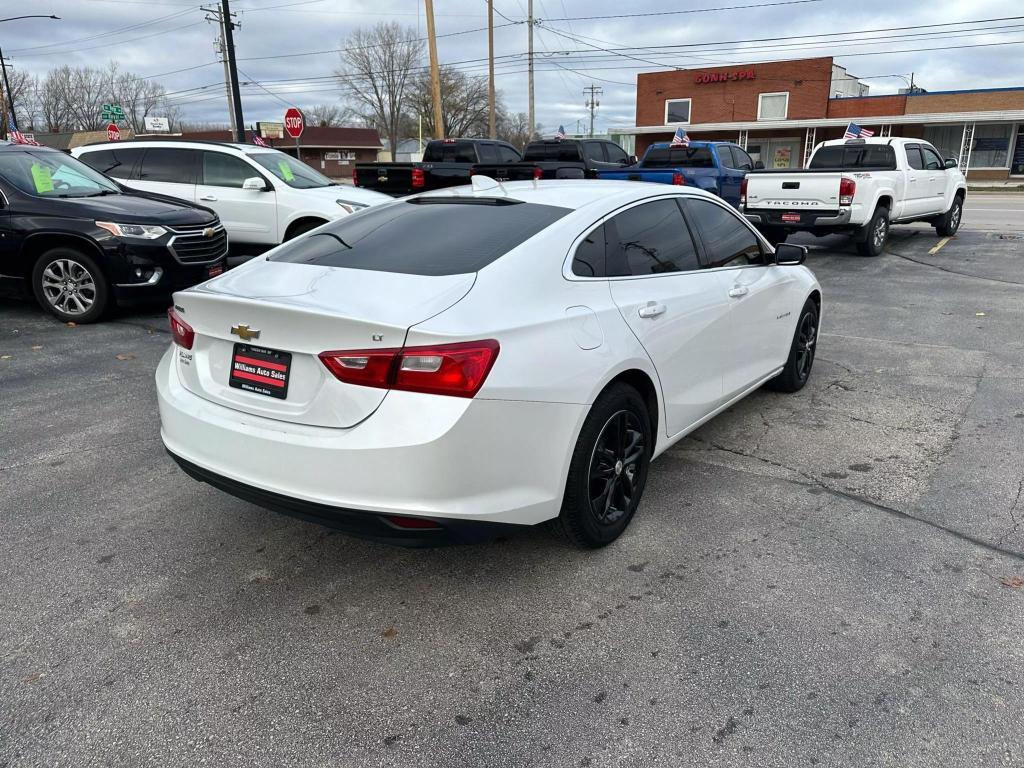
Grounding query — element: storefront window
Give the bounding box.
[757,92,789,120]
[924,124,1013,168]
[664,99,691,124]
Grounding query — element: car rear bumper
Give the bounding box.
[156,348,585,533]
[744,207,852,228]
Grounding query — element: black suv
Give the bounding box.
[0,143,226,323]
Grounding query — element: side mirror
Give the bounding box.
[242,176,267,191]
[774,242,807,265]
[753,160,765,170]
[624,155,638,166]
[943,158,958,170]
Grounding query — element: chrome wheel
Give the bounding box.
[872,216,888,250]
[588,410,646,526]
[40,258,97,316]
[950,201,962,232]
[795,310,817,382]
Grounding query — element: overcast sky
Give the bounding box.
[5,0,1024,135]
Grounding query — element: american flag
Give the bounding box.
[7,113,42,146]
[844,122,875,139]
[252,133,270,147]
[555,125,566,139]
[670,126,690,147]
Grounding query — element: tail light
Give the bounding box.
[167,307,194,350]
[412,168,425,189]
[532,166,543,181]
[319,340,499,398]
[839,177,856,206]
[740,177,748,206]
[672,172,685,186]
[351,167,359,186]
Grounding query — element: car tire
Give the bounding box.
[766,299,818,393]
[935,195,963,237]
[550,382,652,548]
[285,219,326,241]
[31,247,109,324]
[856,206,889,257]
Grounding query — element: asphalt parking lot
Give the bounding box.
[2,195,1024,767]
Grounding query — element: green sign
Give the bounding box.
[31,163,54,194]
[101,103,126,121]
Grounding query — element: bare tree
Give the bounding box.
[407,66,490,139]
[4,70,38,129]
[111,69,168,134]
[496,110,540,152]
[38,66,74,132]
[306,104,342,127]
[335,22,423,159]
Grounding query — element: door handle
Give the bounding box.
[199,195,218,201]
[728,286,749,298]
[638,301,666,318]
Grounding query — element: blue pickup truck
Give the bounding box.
[596,141,761,208]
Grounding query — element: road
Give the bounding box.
[961,194,1024,232]
[2,200,1024,767]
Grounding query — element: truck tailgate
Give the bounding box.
[745,172,842,212]
[353,163,415,195]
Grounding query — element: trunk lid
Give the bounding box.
[744,172,842,211]
[173,259,475,427]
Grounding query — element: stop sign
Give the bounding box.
[106,123,121,142]
[283,107,304,139]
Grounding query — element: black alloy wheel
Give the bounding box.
[588,410,646,527]
[551,382,652,548]
[766,299,819,393]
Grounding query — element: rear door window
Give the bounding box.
[905,145,925,170]
[477,143,499,163]
[270,199,570,276]
[684,198,765,268]
[79,147,144,179]
[138,148,199,184]
[607,199,700,276]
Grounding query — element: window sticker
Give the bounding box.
[278,161,295,182]
[31,163,55,194]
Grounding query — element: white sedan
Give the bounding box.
[157,178,821,547]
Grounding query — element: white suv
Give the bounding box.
[73,141,391,253]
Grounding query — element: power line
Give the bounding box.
[7,7,196,53]
[538,0,823,22]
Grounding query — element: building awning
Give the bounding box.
[611,110,1024,136]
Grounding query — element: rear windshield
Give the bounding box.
[809,145,897,170]
[523,142,583,162]
[643,146,714,168]
[423,141,478,162]
[269,199,570,276]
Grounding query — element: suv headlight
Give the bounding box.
[336,199,369,214]
[96,221,167,240]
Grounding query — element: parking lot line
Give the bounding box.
[928,237,951,254]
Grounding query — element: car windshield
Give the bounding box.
[248,151,333,189]
[0,150,121,198]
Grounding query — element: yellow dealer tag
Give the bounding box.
[31,163,54,194]
[278,161,295,182]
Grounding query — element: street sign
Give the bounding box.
[101,103,126,122]
[144,116,169,132]
[107,123,121,142]
[283,108,304,139]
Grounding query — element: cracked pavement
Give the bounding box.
[2,206,1024,767]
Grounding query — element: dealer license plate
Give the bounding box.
[207,263,225,278]
[781,213,802,223]
[229,343,291,400]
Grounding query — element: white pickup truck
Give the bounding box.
[741,137,967,256]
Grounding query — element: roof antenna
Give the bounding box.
[470,174,506,195]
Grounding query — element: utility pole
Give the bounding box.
[203,3,244,141]
[424,0,444,140]
[0,47,15,139]
[527,0,534,139]
[487,0,495,139]
[584,85,602,138]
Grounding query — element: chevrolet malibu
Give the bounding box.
[157,178,821,547]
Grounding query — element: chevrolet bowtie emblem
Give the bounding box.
[231,324,260,341]
[203,227,217,238]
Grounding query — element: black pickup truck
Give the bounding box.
[352,138,522,195]
[473,138,636,181]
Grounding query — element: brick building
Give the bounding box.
[611,57,1024,181]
